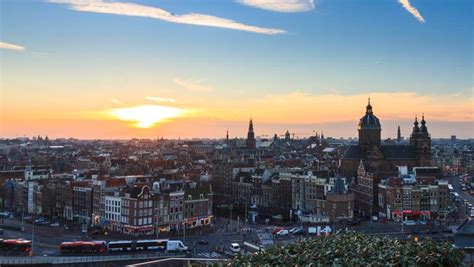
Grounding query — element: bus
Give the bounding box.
[60,241,106,254]
[0,239,32,255]
[107,240,133,252]
[136,239,167,251]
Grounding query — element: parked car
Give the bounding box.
[293,229,305,235]
[50,222,60,227]
[197,240,209,245]
[346,219,361,226]
[289,227,302,234]
[34,218,46,225]
[229,243,240,253]
[39,221,50,226]
[320,226,332,234]
[271,227,283,235]
[276,229,289,236]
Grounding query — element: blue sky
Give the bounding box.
[1,0,473,139]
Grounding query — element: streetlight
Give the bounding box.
[31,220,35,256]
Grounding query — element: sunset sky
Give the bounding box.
[1,0,473,139]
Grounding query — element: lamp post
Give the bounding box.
[31,220,35,256]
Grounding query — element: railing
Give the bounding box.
[0,253,186,265]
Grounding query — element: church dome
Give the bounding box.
[358,99,381,129]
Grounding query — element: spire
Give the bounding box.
[412,115,420,133]
[420,113,428,133]
[226,130,229,141]
[366,97,373,114]
[248,119,254,132]
[397,125,401,142]
[321,131,324,140]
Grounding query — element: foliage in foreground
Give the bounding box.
[230,231,464,266]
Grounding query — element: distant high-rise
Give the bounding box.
[246,119,256,149]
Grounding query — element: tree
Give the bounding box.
[231,231,464,266]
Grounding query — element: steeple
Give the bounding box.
[246,118,256,149]
[412,116,420,133]
[226,130,229,141]
[366,97,373,114]
[397,126,401,142]
[420,114,427,133]
[321,131,324,140]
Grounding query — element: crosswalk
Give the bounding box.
[195,250,223,258]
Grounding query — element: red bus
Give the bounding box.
[60,241,106,254]
[0,239,32,255]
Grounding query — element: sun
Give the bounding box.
[110,105,185,128]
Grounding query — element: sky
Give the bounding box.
[0,0,473,140]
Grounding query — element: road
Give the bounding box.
[448,174,473,219]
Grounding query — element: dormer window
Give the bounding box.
[200,194,204,199]
[188,195,192,200]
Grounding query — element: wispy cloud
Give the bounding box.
[398,0,425,23]
[145,96,176,103]
[48,0,286,35]
[0,41,25,51]
[111,98,122,104]
[174,78,213,93]
[238,0,315,13]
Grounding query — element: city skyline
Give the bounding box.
[1,0,473,139]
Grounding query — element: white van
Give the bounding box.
[230,243,240,253]
[166,240,188,252]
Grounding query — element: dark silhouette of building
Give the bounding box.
[246,119,256,149]
[397,126,401,142]
[341,99,432,216]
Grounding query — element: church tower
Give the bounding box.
[397,126,401,142]
[246,119,256,149]
[410,115,431,166]
[358,98,381,150]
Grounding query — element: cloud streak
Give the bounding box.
[238,0,315,13]
[174,78,213,93]
[145,96,176,103]
[48,0,286,35]
[0,41,25,51]
[398,0,425,23]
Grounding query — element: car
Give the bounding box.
[229,243,240,253]
[346,219,361,226]
[271,227,283,235]
[293,229,305,235]
[197,240,209,245]
[0,228,3,235]
[289,227,302,234]
[320,226,332,234]
[50,222,60,227]
[39,221,50,226]
[403,220,416,226]
[276,229,289,236]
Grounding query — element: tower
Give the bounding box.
[285,130,291,141]
[397,126,401,142]
[410,114,431,166]
[226,130,229,141]
[358,98,381,150]
[246,119,256,149]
